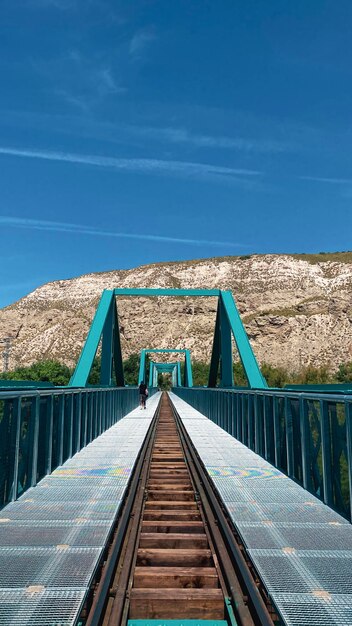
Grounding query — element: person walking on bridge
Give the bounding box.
[139,381,148,409]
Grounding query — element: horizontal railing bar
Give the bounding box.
[0,386,138,399]
[185,387,352,403]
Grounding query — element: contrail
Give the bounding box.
[0,146,262,180]
[300,175,352,185]
[0,216,248,248]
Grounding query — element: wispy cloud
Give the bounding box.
[28,0,76,9]
[300,175,352,185]
[0,217,249,249]
[130,126,292,154]
[54,89,91,113]
[27,0,103,9]
[129,28,156,59]
[0,146,262,183]
[98,68,124,95]
[0,109,289,156]
[31,47,127,113]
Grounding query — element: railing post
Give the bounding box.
[75,392,82,454]
[248,394,254,450]
[98,390,103,435]
[45,396,54,476]
[241,395,247,444]
[92,393,96,439]
[67,394,74,460]
[285,396,294,478]
[10,397,21,502]
[254,394,263,455]
[299,397,311,490]
[81,393,87,448]
[273,396,280,468]
[320,399,333,507]
[263,395,271,461]
[29,396,40,487]
[102,391,106,432]
[226,392,230,432]
[88,392,93,442]
[226,392,230,433]
[236,394,242,441]
[57,394,65,466]
[230,393,235,437]
[345,401,352,522]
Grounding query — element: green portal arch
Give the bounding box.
[69,288,267,389]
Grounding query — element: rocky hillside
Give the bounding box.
[1,253,352,373]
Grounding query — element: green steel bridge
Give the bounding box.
[0,288,352,626]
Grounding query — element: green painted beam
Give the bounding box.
[177,361,182,386]
[184,348,193,387]
[114,288,220,297]
[149,361,154,387]
[100,298,114,385]
[153,361,179,368]
[112,303,125,386]
[127,619,228,626]
[285,384,352,393]
[220,290,267,389]
[143,349,190,353]
[138,350,147,384]
[220,297,234,388]
[0,380,54,388]
[69,290,114,387]
[208,300,221,387]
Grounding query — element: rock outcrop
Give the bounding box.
[1,253,352,372]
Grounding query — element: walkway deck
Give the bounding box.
[0,392,160,626]
[170,392,352,626]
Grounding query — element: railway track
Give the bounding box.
[84,393,275,626]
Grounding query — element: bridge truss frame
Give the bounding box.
[138,348,193,387]
[149,361,180,387]
[69,288,267,389]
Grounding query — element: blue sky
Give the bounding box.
[0,0,351,307]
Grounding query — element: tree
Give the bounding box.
[294,365,332,385]
[123,353,140,385]
[0,360,72,386]
[261,363,290,388]
[336,362,352,383]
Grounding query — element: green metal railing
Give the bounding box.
[0,386,144,510]
[174,387,352,522]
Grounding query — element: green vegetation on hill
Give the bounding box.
[0,355,351,388]
[147,250,352,269]
[291,251,352,264]
[0,360,72,386]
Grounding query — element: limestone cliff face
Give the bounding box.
[1,254,352,373]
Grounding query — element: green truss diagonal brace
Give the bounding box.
[69,290,125,387]
[184,349,193,387]
[220,296,234,388]
[208,301,221,387]
[220,290,267,389]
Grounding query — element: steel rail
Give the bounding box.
[82,395,162,626]
[170,398,275,626]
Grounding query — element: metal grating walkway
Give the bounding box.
[169,392,352,626]
[0,392,161,626]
